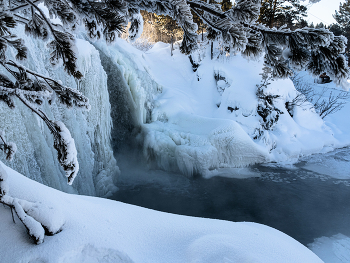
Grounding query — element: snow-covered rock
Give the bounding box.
[143,113,268,177]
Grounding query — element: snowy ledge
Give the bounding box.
[0,162,322,262]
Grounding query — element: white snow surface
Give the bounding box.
[0,162,322,263]
[309,234,350,263]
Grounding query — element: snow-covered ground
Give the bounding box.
[0,162,323,262]
[309,234,350,263]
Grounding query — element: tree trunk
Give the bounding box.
[211,41,213,60]
[171,34,174,56]
[271,0,278,28]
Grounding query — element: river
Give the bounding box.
[111,147,350,247]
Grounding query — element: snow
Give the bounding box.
[0,25,349,263]
[300,147,350,180]
[309,234,350,263]
[0,162,323,263]
[2,25,349,184]
[115,40,347,176]
[143,113,269,177]
[128,13,144,43]
[294,71,350,148]
[13,197,45,244]
[54,121,79,185]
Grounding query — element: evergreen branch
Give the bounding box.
[0,132,15,161]
[15,91,52,128]
[13,14,30,24]
[191,7,221,31]
[188,0,226,19]
[6,0,40,13]
[24,0,82,78]
[5,60,89,109]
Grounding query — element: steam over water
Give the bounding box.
[111,148,350,246]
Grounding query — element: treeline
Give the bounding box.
[134,0,311,43]
[134,0,349,64]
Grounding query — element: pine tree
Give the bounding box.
[0,0,349,244]
[154,14,183,55]
[333,0,350,64]
[315,22,325,29]
[220,0,233,12]
[258,0,308,29]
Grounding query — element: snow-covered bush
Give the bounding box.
[255,67,284,132]
[291,73,350,119]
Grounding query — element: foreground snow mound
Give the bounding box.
[143,113,269,177]
[0,163,322,263]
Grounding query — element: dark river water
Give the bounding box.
[110,148,350,247]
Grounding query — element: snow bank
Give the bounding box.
[300,147,350,179]
[309,234,350,263]
[0,162,322,263]
[0,27,118,196]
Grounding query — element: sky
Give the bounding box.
[306,0,345,25]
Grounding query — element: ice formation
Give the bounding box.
[143,113,269,177]
[92,39,163,151]
[0,28,118,197]
[134,41,341,176]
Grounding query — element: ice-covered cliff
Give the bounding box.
[0,28,118,197]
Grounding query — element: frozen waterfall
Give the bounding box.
[0,29,118,197]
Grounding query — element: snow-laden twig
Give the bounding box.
[0,163,64,244]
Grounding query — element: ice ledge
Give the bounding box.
[142,113,269,177]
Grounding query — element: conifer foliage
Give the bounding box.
[258,0,308,29]
[333,0,350,64]
[0,0,348,244]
